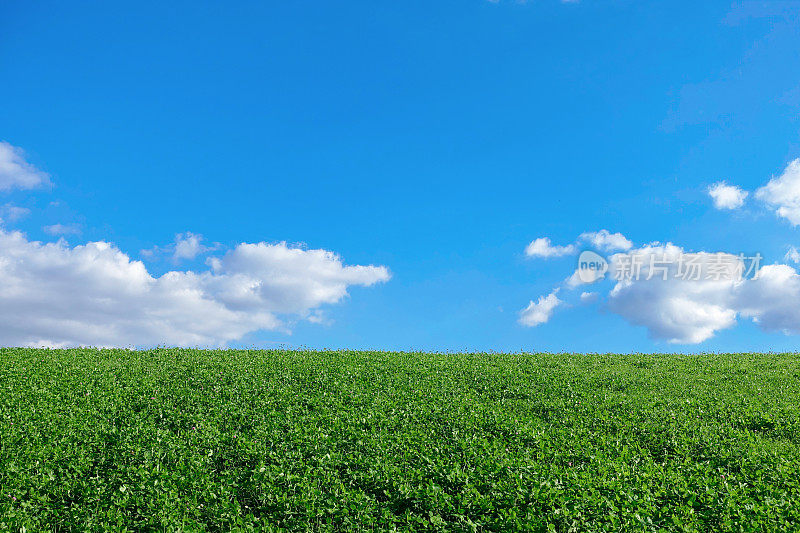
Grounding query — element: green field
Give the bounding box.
[2,349,800,531]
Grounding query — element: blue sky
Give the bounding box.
[2,0,800,352]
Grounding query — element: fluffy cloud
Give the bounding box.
[518,290,562,327]
[0,142,51,192]
[606,245,742,343]
[524,237,576,258]
[603,243,800,343]
[0,204,30,223]
[526,233,800,343]
[756,159,800,225]
[43,223,81,236]
[526,230,632,260]
[140,232,219,262]
[708,181,748,209]
[579,230,633,252]
[173,232,212,261]
[0,229,390,347]
[205,242,391,315]
[580,291,598,303]
[736,265,800,335]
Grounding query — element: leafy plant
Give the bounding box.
[1,349,799,531]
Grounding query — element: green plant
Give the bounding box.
[1,349,799,531]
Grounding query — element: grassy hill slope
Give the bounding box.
[2,349,799,531]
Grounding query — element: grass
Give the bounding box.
[1,348,800,531]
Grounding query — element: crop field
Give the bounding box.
[1,349,800,531]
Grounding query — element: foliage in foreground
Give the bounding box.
[1,348,800,531]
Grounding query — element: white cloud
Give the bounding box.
[580,291,598,303]
[526,230,632,260]
[173,232,212,261]
[786,246,800,264]
[579,230,633,252]
[0,204,30,223]
[756,159,800,225]
[205,242,391,314]
[140,232,219,262]
[306,309,331,326]
[736,264,800,335]
[519,289,562,327]
[0,142,51,192]
[708,181,748,209]
[517,232,800,344]
[601,243,800,344]
[43,223,81,236]
[524,237,576,258]
[0,229,390,347]
[606,244,740,343]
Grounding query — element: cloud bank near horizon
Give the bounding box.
[0,228,390,347]
[0,142,390,348]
